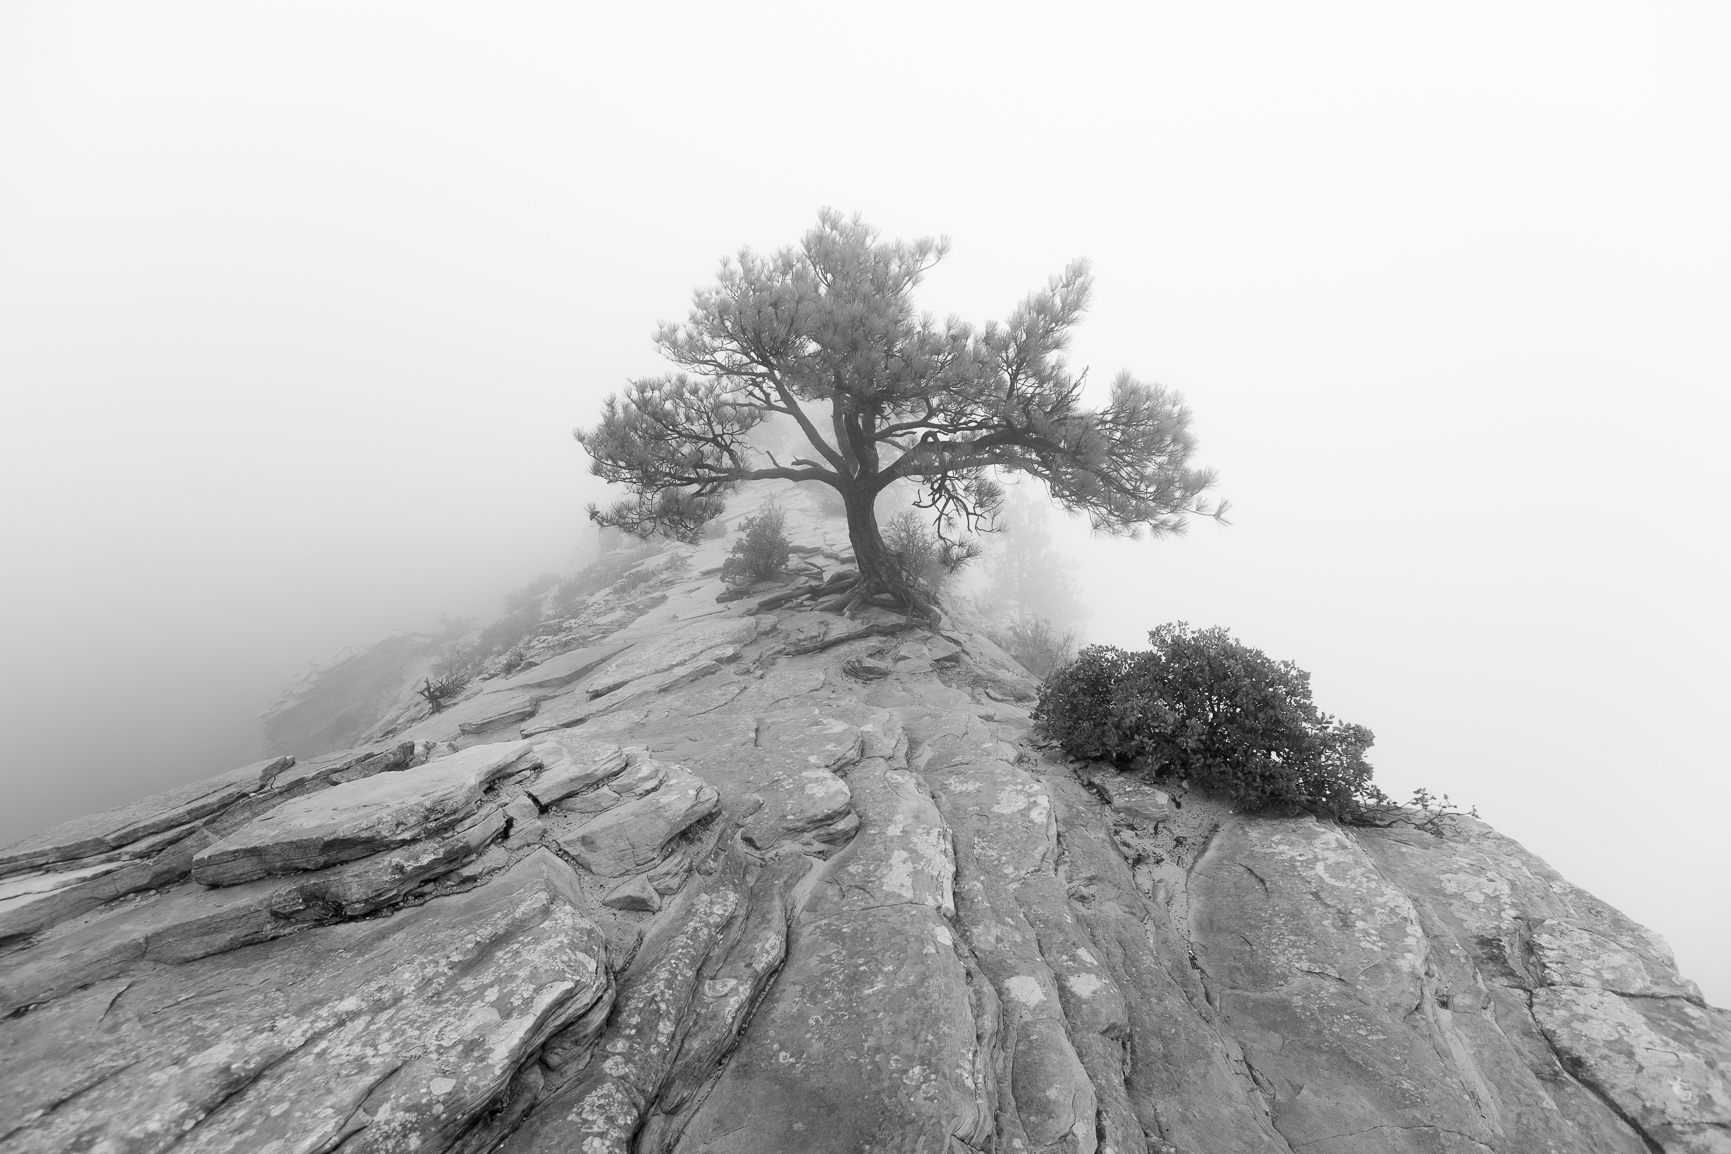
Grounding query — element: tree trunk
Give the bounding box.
[838,481,940,624]
[841,482,896,591]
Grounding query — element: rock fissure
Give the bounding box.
[1289,1122,1497,1152]
[1523,989,1667,1154]
[0,1057,139,1144]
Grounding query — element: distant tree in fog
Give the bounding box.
[983,488,1088,631]
[576,210,1225,622]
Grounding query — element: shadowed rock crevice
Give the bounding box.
[0,482,1724,1154]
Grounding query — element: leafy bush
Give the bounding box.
[720,503,791,585]
[1034,644,1139,756]
[1037,623,1384,820]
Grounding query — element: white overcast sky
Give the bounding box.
[1,3,1726,1002]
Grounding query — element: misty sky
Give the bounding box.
[1,5,1726,1002]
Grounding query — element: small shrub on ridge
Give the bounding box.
[1037,623,1385,821]
[720,503,791,585]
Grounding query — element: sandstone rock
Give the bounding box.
[399,686,543,743]
[294,804,508,915]
[263,741,409,796]
[1533,986,1731,1152]
[799,743,954,921]
[0,827,209,943]
[1083,766,1176,825]
[526,738,629,804]
[0,756,290,877]
[3,483,1726,1154]
[645,844,695,895]
[502,794,546,850]
[557,786,624,819]
[609,754,669,798]
[500,851,757,1154]
[674,703,864,854]
[556,763,719,877]
[580,615,759,697]
[674,755,992,1153]
[919,713,1115,1152]
[603,873,662,911]
[191,740,536,885]
[481,640,631,695]
[0,808,514,1014]
[1,850,608,1154]
[520,647,738,736]
[634,858,807,1151]
[457,697,540,734]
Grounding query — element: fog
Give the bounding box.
[1,5,1726,1002]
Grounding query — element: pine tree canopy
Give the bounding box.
[575,210,1226,617]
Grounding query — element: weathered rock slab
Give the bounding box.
[457,697,540,734]
[1534,985,1731,1153]
[0,829,208,943]
[191,740,536,885]
[673,903,992,1154]
[526,738,629,804]
[482,640,631,695]
[520,648,740,737]
[581,616,760,697]
[1,850,608,1154]
[0,756,291,877]
[556,762,719,877]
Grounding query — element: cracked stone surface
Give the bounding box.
[1,482,1725,1154]
[190,740,539,885]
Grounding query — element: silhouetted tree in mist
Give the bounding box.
[576,210,1225,622]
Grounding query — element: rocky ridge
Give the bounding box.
[1,483,1727,1154]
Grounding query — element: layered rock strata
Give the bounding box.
[2,485,1726,1154]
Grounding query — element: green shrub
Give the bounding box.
[1037,623,1384,820]
[720,503,791,585]
[1034,644,1140,758]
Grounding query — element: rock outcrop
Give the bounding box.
[2,484,1726,1154]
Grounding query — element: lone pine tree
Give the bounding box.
[576,210,1226,621]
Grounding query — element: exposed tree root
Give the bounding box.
[738,571,943,628]
[780,620,919,657]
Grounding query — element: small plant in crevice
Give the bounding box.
[1384,787,1479,838]
[1036,623,1387,822]
[720,502,791,586]
[417,673,470,713]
